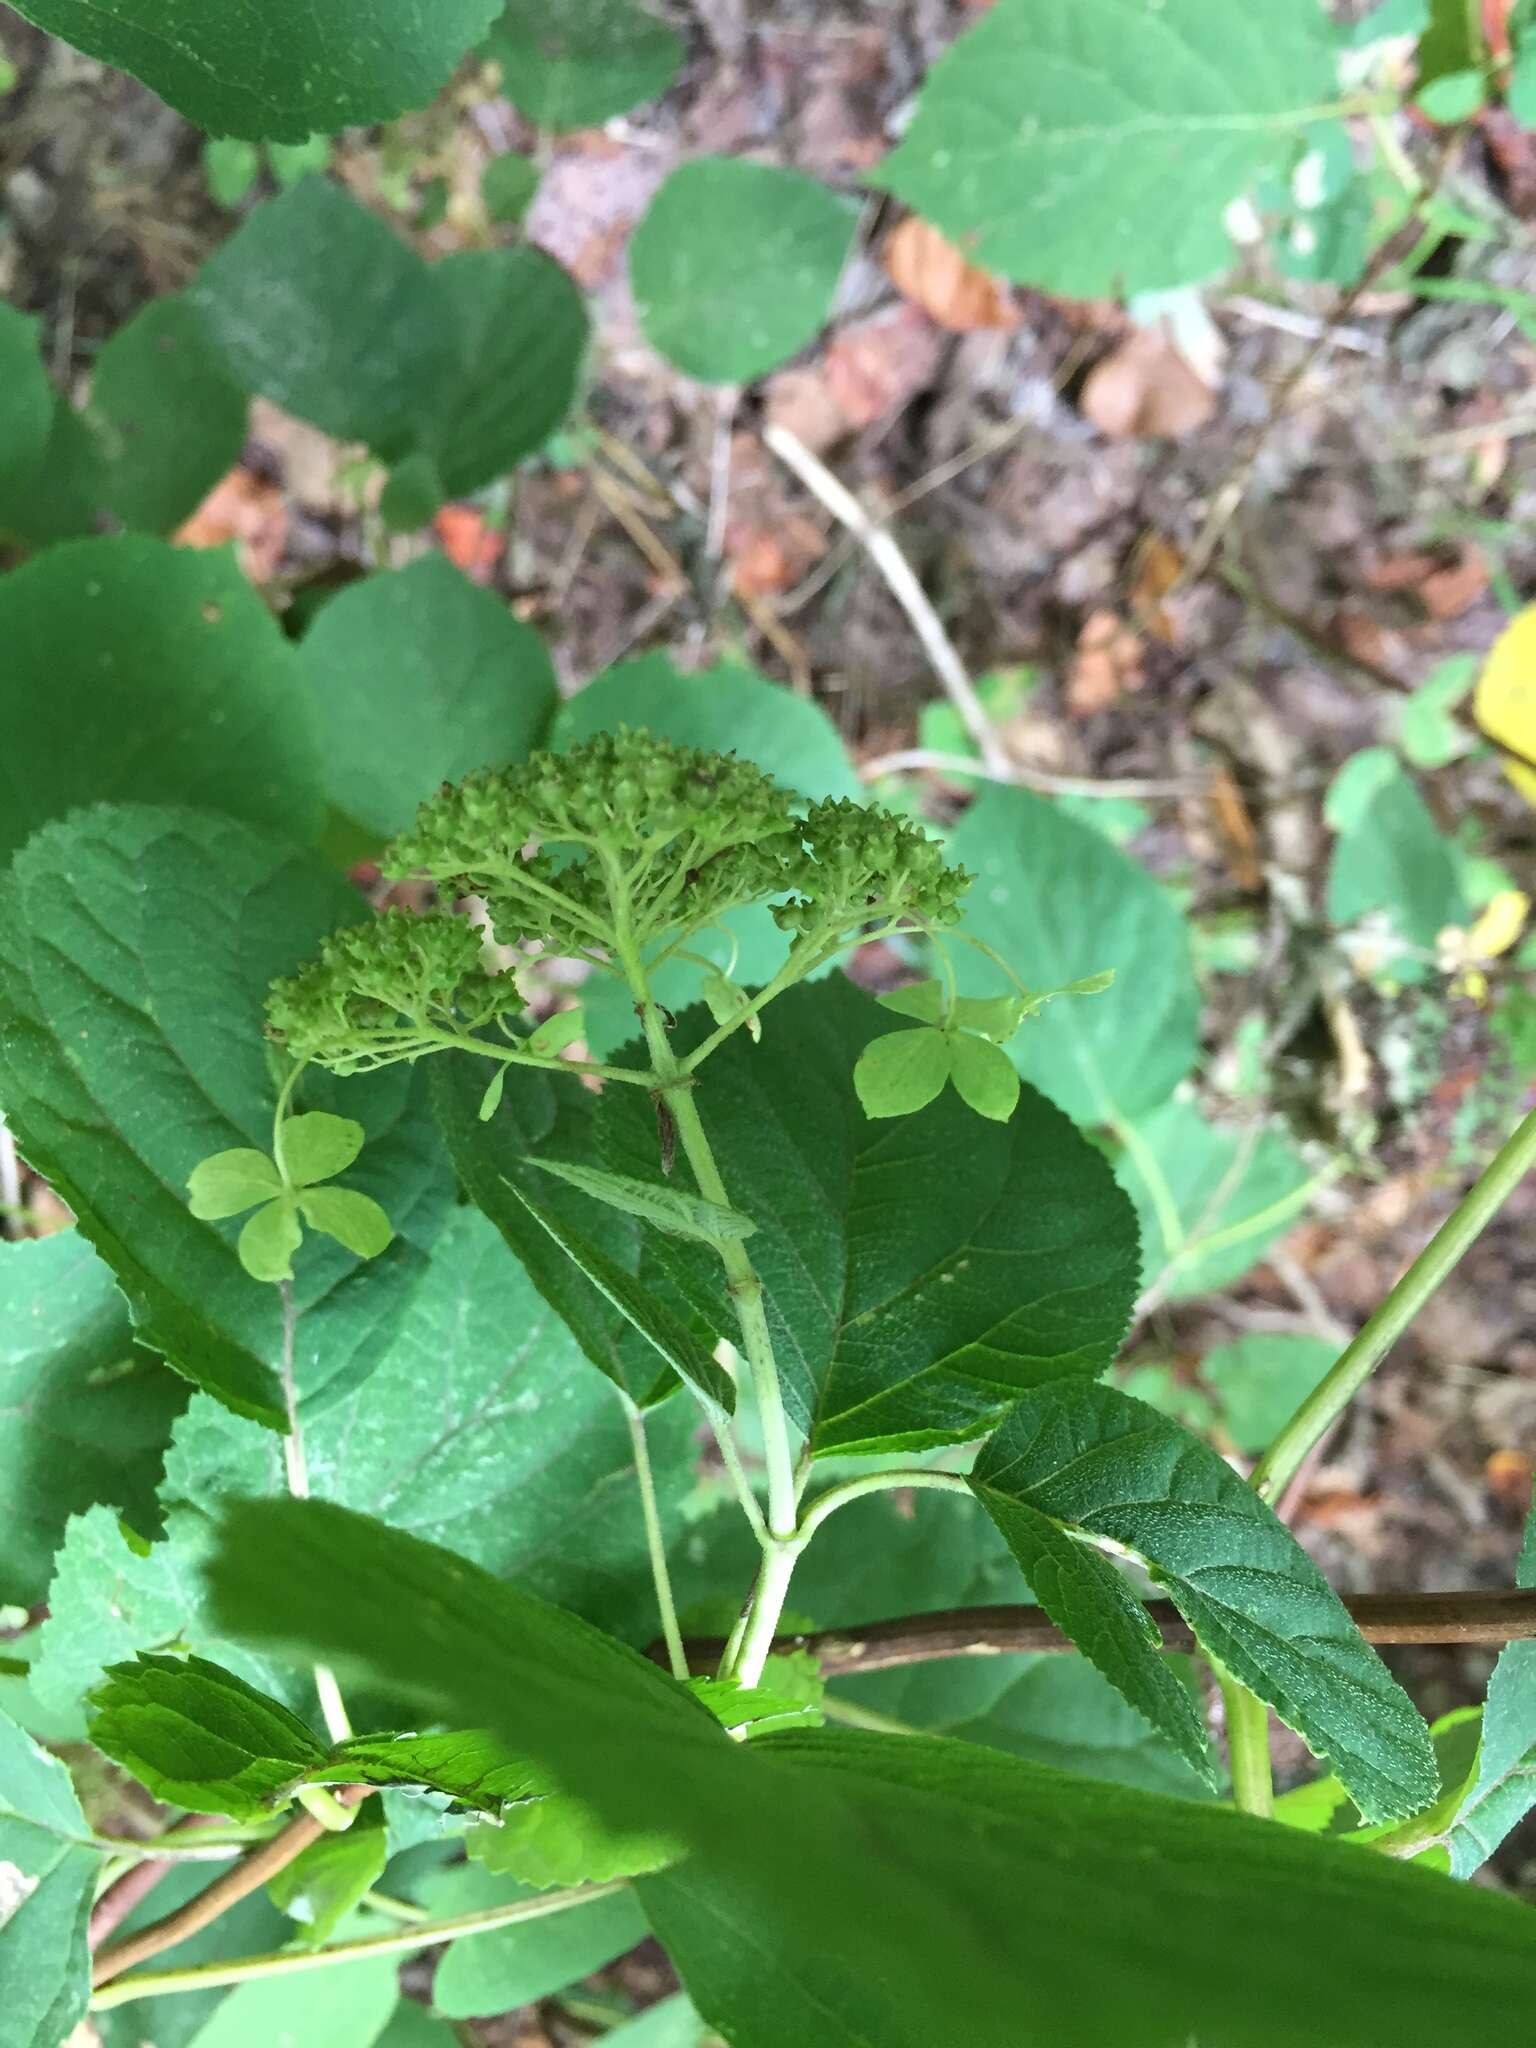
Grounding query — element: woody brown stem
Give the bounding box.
[672,1589,1536,1678]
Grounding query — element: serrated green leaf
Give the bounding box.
[947,1031,1021,1123]
[600,979,1139,1456]
[88,1653,324,1818]
[0,537,325,863]
[189,180,455,457]
[876,979,946,1024]
[188,1150,284,1221]
[3,0,500,139]
[946,787,1199,1124]
[296,1189,394,1261]
[852,1025,951,1117]
[497,1172,735,1410]
[278,1113,365,1188]
[486,0,682,128]
[1449,1507,1536,1876]
[532,1154,757,1243]
[87,296,248,534]
[421,1859,649,2018]
[481,152,541,224]
[431,1053,688,1409]
[267,1802,386,1945]
[971,1383,1439,1822]
[0,1709,98,2048]
[0,806,450,1427]
[237,1198,302,1284]
[0,1232,182,1608]
[0,304,56,521]
[630,158,857,384]
[207,1498,1536,2048]
[873,0,1339,295]
[1114,1098,1313,1301]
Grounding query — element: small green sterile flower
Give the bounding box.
[775,800,971,938]
[188,1112,394,1285]
[266,909,519,1074]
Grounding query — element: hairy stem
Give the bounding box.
[92,1879,622,2009]
[624,1394,688,1681]
[1251,1101,1536,1503]
[277,1281,351,1744]
[1218,1668,1274,1818]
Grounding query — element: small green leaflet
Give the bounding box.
[496,1173,736,1412]
[970,1383,1439,1822]
[0,1708,99,2048]
[531,1156,758,1243]
[87,1653,325,1819]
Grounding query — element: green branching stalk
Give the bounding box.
[90,1882,625,2010]
[1251,1101,1536,1504]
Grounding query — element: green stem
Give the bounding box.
[1218,1668,1274,1819]
[1250,1101,1536,1502]
[796,1468,973,1545]
[623,1395,688,1681]
[89,1882,623,2010]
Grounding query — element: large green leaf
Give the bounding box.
[205,1499,1536,2048]
[0,538,325,862]
[945,787,1199,1125]
[301,557,557,840]
[1449,1506,1536,1876]
[0,807,450,1427]
[485,0,683,129]
[420,1860,647,2017]
[873,0,1340,295]
[189,180,456,457]
[88,1653,326,1819]
[1114,1097,1313,1301]
[629,158,857,384]
[0,1230,183,1607]
[553,654,858,1054]
[599,978,1140,1456]
[0,1709,99,2048]
[970,1382,1438,1821]
[4,0,501,140]
[431,1052,689,1410]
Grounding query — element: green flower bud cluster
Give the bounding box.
[266,909,518,1073]
[774,799,971,938]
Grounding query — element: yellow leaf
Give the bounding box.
[1475,607,1536,802]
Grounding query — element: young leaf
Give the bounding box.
[852,1025,951,1117]
[88,1653,325,1819]
[629,158,857,384]
[238,1197,303,1284]
[0,1708,99,2048]
[531,1155,757,1243]
[267,1802,386,1945]
[970,1382,1439,1823]
[2,0,501,139]
[947,1031,1021,1123]
[872,0,1339,295]
[599,980,1140,1456]
[204,1502,1536,2048]
[279,1112,365,1187]
[0,1231,181,1610]
[0,536,326,863]
[497,1172,736,1411]
[0,806,451,1428]
[485,0,683,129]
[295,1187,394,1260]
[945,786,1199,1125]
[876,979,947,1025]
[419,1860,648,2019]
[187,1149,284,1221]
